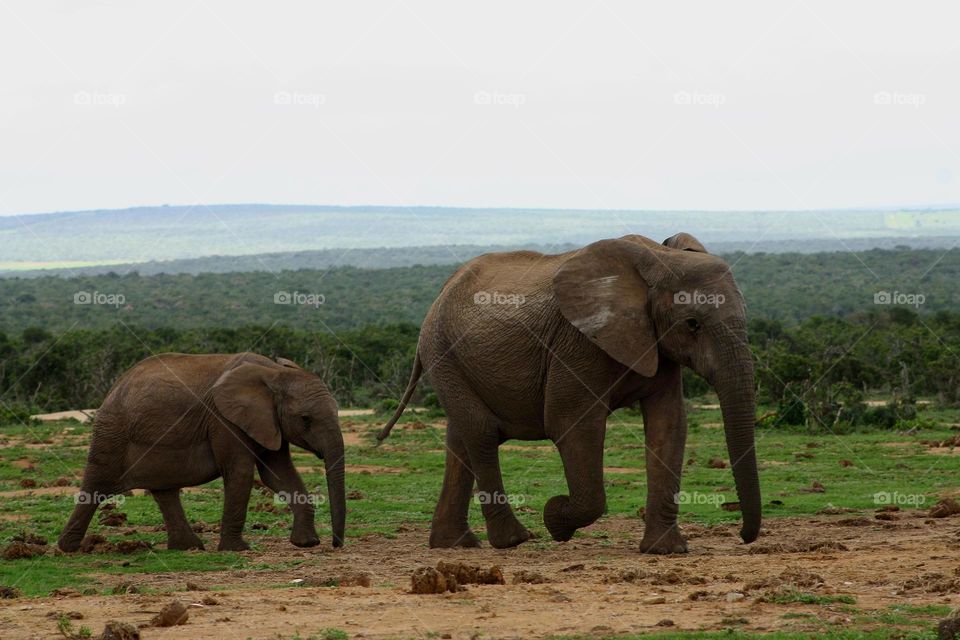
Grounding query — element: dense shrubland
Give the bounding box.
[1,308,958,432]
[1,248,958,429]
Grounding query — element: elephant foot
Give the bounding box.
[639,527,688,554]
[217,537,251,552]
[57,535,82,553]
[290,530,320,548]
[486,519,534,549]
[543,495,603,543]
[167,533,205,551]
[429,525,482,549]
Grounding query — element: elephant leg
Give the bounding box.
[218,461,255,551]
[58,465,115,552]
[429,429,480,548]
[256,449,319,548]
[466,431,533,549]
[152,489,204,550]
[58,495,101,552]
[639,362,689,554]
[544,421,606,542]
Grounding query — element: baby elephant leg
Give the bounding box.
[256,450,320,548]
[218,460,256,551]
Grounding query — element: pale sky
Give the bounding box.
[1,1,958,216]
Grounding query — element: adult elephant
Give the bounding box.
[378,233,760,554]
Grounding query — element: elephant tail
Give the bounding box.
[376,351,423,442]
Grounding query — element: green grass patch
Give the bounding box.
[3,404,960,597]
[764,589,857,605]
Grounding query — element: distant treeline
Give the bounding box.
[1,248,959,336]
[2,309,959,431]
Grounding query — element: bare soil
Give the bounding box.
[3,513,959,639]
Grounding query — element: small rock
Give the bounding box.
[939,616,960,640]
[111,582,139,595]
[656,619,675,627]
[201,595,219,606]
[99,510,128,527]
[185,581,206,591]
[0,586,23,599]
[12,531,48,546]
[930,499,960,518]
[151,600,189,627]
[725,591,746,602]
[101,620,141,640]
[512,570,549,584]
[436,561,504,585]
[642,596,666,605]
[2,541,45,560]
[46,610,83,619]
[115,540,151,554]
[411,567,454,594]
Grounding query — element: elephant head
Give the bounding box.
[211,362,346,547]
[552,233,760,544]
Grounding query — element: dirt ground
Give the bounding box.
[2,513,959,639]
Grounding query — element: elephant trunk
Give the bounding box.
[322,431,346,548]
[713,356,762,544]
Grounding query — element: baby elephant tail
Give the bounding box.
[376,351,423,442]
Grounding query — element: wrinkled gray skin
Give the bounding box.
[379,233,760,553]
[58,352,345,552]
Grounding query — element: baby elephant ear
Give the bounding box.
[662,232,708,253]
[552,238,661,378]
[211,363,283,451]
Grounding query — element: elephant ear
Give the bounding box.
[553,238,670,377]
[275,356,302,370]
[211,363,283,450]
[663,232,708,253]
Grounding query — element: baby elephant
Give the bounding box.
[58,352,345,552]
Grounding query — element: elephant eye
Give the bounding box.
[685,318,702,334]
